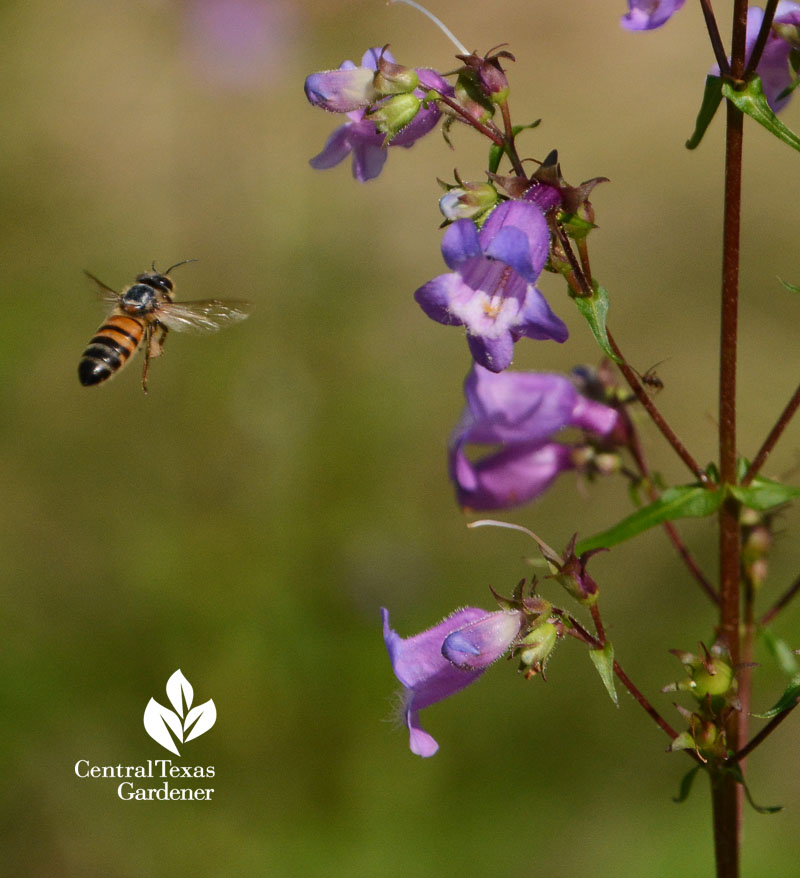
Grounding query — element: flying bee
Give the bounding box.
[78,260,250,392]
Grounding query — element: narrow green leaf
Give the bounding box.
[760,629,800,677]
[673,765,702,803]
[778,277,800,294]
[572,282,621,364]
[722,76,800,153]
[576,485,722,553]
[589,642,618,707]
[686,75,724,149]
[729,477,800,511]
[725,764,783,814]
[751,680,800,720]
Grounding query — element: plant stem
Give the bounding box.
[606,329,710,483]
[698,0,731,74]
[624,411,719,603]
[759,570,800,626]
[712,1,749,873]
[742,381,800,485]
[727,694,800,765]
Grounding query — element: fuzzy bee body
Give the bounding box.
[78,261,249,392]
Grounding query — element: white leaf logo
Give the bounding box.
[143,669,216,755]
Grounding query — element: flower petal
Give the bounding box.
[442,610,525,669]
[414,273,469,325]
[453,442,574,510]
[441,219,482,269]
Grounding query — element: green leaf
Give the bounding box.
[778,277,800,294]
[725,764,783,814]
[589,642,618,707]
[572,282,621,364]
[751,680,800,720]
[729,477,800,511]
[722,75,800,153]
[673,765,703,803]
[686,75,724,149]
[576,485,723,553]
[760,629,800,677]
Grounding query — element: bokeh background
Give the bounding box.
[1,0,799,874]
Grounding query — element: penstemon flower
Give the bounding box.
[449,365,621,510]
[382,606,525,756]
[414,200,568,372]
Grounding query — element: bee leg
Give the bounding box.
[141,324,169,393]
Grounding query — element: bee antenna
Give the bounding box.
[158,258,199,276]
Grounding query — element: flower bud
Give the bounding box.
[515,621,559,679]
[373,57,420,95]
[438,183,498,222]
[365,93,421,139]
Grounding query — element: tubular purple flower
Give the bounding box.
[382,606,522,757]
[414,200,568,372]
[450,365,621,510]
[306,48,447,182]
[621,0,685,31]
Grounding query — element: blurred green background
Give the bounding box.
[1,0,799,874]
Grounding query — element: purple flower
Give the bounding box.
[450,365,621,510]
[414,201,568,372]
[306,48,446,182]
[712,3,800,112]
[382,606,524,757]
[621,0,686,31]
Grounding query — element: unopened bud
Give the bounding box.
[374,58,420,95]
[516,621,559,679]
[439,183,498,221]
[365,93,421,139]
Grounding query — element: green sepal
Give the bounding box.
[729,477,800,511]
[487,121,541,174]
[576,485,722,553]
[572,282,621,364]
[673,765,703,803]
[759,629,800,678]
[722,75,800,153]
[588,641,618,707]
[778,277,800,294]
[686,75,724,149]
[750,680,800,720]
[725,763,783,814]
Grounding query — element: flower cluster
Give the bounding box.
[450,365,622,510]
[305,47,449,181]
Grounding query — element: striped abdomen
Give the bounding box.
[78,312,145,386]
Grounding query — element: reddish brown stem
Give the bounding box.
[743,0,780,78]
[607,330,710,484]
[624,411,719,603]
[727,695,800,765]
[712,3,749,873]
[759,570,800,627]
[742,381,800,486]
[698,0,731,74]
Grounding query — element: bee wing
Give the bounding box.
[155,299,251,334]
[84,270,122,309]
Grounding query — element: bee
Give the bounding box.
[78,260,250,392]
